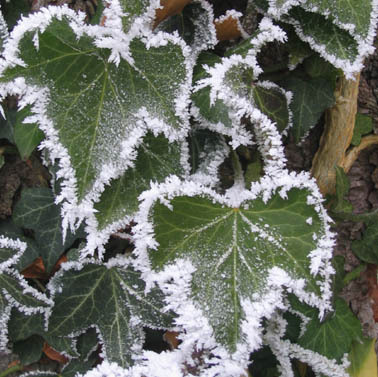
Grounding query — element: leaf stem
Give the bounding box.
[0,364,24,377]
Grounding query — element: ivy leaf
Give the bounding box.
[141,181,333,353]
[0,219,39,271]
[351,222,378,264]
[0,236,50,350]
[117,0,150,33]
[88,133,185,252]
[47,260,174,367]
[0,9,190,221]
[13,334,44,365]
[1,0,30,30]
[290,296,363,362]
[156,1,217,55]
[351,113,373,146]
[13,187,80,273]
[279,75,334,143]
[8,309,79,358]
[331,166,353,214]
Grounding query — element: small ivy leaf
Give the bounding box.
[188,127,229,181]
[86,133,186,255]
[0,219,40,272]
[7,309,79,358]
[75,328,99,362]
[156,1,217,56]
[1,105,44,160]
[351,222,378,264]
[254,0,378,77]
[13,187,80,273]
[1,0,30,30]
[135,177,334,356]
[0,8,191,230]
[89,0,104,26]
[12,106,44,160]
[13,334,44,365]
[330,166,353,214]
[0,236,51,351]
[351,113,373,146]
[279,75,334,143]
[47,259,174,367]
[347,337,378,377]
[290,296,363,362]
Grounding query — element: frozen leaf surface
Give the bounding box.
[0,8,190,227]
[0,236,50,350]
[48,259,174,367]
[290,296,363,361]
[137,178,334,355]
[13,187,80,273]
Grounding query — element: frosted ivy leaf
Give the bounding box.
[253,0,378,77]
[85,133,187,255]
[118,0,151,33]
[0,7,191,229]
[192,18,291,148]
[156,0,217,57]
[134,176,334,359]
[47,258,174,367]
[0,236,51,351]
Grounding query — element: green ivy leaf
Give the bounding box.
[13,187,81,273]
[48,260,174,367]
[156,1,216,54]
[0,13,189,208]
[147,185,331,353]
[331,166,353,213]
[351,222,378,264]
[1,0,30,30]
[13,334,44,365]
[288,7,359,64]
[94,133,185,232]
[351,113,373,146]
[8,309,79,358]
[290,297,363,362]
[279,75,334,143]
[192,52,233,128]
[0,220,40,271]
[118,0,150,33]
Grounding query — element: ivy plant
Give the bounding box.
[0,0,377,376]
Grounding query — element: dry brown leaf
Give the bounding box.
[365,265,378,322]
[21,255,68,279]
[215,15,242,41]
[43,342,69,364]
[154,0,192,28]
[163,330,180,349]
[21,257,46,279]
[311,73,360,195]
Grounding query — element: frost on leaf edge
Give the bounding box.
[0,5,193,240]
[130,173,335,373]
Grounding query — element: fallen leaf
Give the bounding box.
[21,255,67,279]
[365,265,378,322]
[154,0,192,28]
[163,331,180,349]
[43,342,69,364]
[215,14,242,41]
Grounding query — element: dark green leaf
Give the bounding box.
[331,166,353,213]
[351,222,378,264]
[1,0,30,30]
[290,297,363,361]
[149,187,330,352]
[351,113,373,146]
[13,335,44,365]
[94,133,184,232]
[13,187,79,273]
[48,261,173,367]
[1,15,188,204]
[279,75,334,142]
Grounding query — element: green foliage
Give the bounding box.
[351,113,373,146]
[0,1,376,376]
